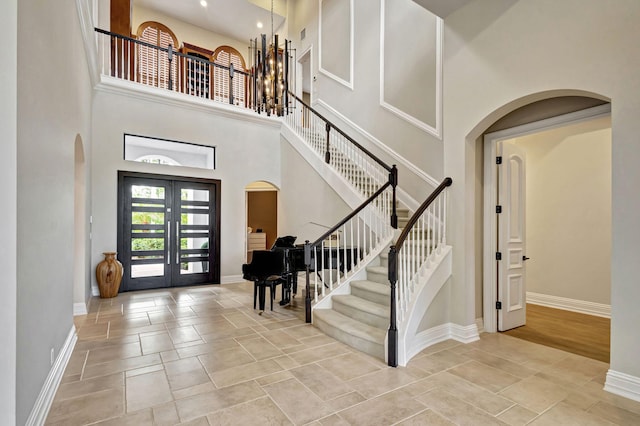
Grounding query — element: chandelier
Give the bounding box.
[249,0,293,116]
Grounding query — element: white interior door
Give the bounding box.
[498,140,528,331]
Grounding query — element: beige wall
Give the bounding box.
[512,116,611,305]
[91,90,282,285]
[17,0,93,422]
[442,0,640,379]
[0,0,17,422]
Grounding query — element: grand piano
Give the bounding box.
[269,236,359,305]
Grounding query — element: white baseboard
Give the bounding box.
[221,275,244,285]
[527,292,611,318]
[605,369,640,402]
[475,317,485,333]
[404,322,480,365]
[91,284,99,297]
[73,302,87,316]
[450,322,481,343]
[25,325,77,426]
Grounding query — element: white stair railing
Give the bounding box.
[284,93,393,203]
[387,177,452,366]
[303,183,395,322]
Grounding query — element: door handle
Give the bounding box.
[176,221,180,264]
[167,222,171,264]
[523,256,530,261]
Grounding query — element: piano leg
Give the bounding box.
[279,274,292,306]
[292,272,297,296]
[258,284,266,311]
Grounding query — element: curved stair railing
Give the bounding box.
[387,177,452,366]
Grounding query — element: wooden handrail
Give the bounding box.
[94,27,250,76]
[392,177,452,252]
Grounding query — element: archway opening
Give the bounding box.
[245,181,279,262]
[475,95,612,363]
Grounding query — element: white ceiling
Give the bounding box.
[134,0,286,43]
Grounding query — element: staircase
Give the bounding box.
[312,206,410,361]
[282,94,460,366]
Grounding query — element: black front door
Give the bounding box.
[118,172,221,292]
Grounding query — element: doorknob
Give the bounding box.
[523,256,530,261]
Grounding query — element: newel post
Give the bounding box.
[390,165,398,229]
[388,245,398,367]
[229,62,235,105]
[325,122,331,164]
[304,241,312,323]
[167,44,173,91]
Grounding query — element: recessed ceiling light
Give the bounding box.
[257,22,263,29]
[200,0,207,7]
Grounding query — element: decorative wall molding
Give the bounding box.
[25,326,77,426]
[605,369,640,402]
[527,292,611,318]
[315,99,440,188]
[379,0,443,139]
[318,0,354,90]
[475,317,485,333]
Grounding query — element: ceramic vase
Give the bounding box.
[96,252,123,298]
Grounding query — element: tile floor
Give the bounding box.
[46,281,640,425]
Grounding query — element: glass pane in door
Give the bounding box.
[178,188,210,275]
[130,184,166,278]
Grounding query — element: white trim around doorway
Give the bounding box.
[482,103,611,333]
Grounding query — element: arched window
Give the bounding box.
[212,46,246,105]
[136,21,179,90]
[135,155,181,166]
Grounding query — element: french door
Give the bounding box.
[117,172,221,292]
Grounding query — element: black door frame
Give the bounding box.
[117,171,221,292]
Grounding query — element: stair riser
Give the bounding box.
[351,286,389,305]
[314,316,385,360]
[332,299,389,329]
[366,269,388,285]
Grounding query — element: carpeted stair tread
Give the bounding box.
[313,309,386,344]
[350,279,390,295]
[366,265,388,275]
[332,294,389,329]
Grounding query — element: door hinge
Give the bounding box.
[496,252,502,260]
[496,301,502,310]
[496,156,502,164]
[496,205,502,214]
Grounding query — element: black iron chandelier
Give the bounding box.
[249,0,293,116]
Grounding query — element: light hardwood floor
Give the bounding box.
[503,304,610,363]
[46,282,640,425]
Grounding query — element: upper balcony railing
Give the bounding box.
[95,28,252,108]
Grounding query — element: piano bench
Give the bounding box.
[254,275,283,312]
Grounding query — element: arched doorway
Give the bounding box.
[478,95,612,362]
[245,181,278,262]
